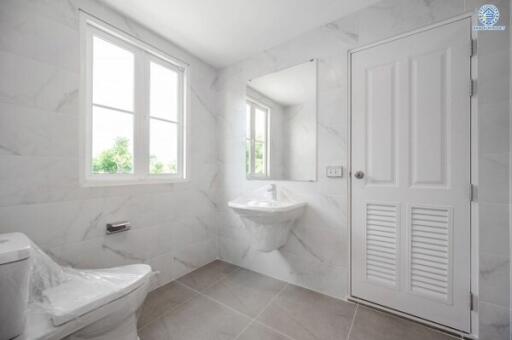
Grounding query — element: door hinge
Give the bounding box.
[469,184,477,202]
[470,39,477,57]
[469,79,476,97]
[470,292,477,311]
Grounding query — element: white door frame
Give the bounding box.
[346,12,479,338]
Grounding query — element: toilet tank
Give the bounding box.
[0,233,31,340]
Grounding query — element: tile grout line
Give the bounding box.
[152,274,294,340]
[174,275,257,320]
[345,303,359,340]
[137,286,198,332]
[233,282,293,340]
[139,263,241,332]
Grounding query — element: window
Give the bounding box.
[80,13,188,185]
[246,99,269,178]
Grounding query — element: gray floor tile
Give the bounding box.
[237,323,292,340]
[177,260,240,292]
[203,268,286,317]
[139,318,169,340]
[349,306,459,340]
[143,294,251,340]
[138,281,197,329]
[257,285,356,340]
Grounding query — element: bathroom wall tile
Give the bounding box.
[0,4,80,73]
[0,0,79,30]
[218,236,349,300]
[479,203,510,257]
[355,0,465,46]
[478,100,510,155]
[478,152,510,204]
[479,302,510,340]
[0,51,79,115]
[0,102,78,158]
[0,0,219,292]
[480,252,510,308]
[172,239,220,280]
[216,2,509,339]
[144,252,175,289]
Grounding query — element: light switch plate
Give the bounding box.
[326,166,343,178]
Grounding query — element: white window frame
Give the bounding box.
[246,98,270,179]
[79,11,189,186]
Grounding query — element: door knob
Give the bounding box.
[354,171,365,179]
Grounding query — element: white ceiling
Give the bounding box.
[249,61,315,107]
[98,0,378,68]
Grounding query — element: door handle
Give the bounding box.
[354,171,365,179]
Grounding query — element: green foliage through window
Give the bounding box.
[92,137,133,174]
[92,137,178,175]
[150,155,177,175]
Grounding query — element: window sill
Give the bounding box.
[80,176,189,187]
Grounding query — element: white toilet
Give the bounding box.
[0,233,152,340]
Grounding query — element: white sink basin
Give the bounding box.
[228,185,306,252]
[229,199,306,213]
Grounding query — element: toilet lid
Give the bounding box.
[42,264,151,326]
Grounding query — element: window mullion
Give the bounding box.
[178,68,185,178]
[265,109,269,176]
[81,13,188,185]
[134,50,149,179]
[250,103,256,175]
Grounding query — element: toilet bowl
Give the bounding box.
[0,233,152,340]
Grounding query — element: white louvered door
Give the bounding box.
[350,18,471,332]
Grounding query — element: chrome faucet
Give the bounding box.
[267,184,277,201]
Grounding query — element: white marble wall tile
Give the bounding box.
[0,0,219,292]
[216,2,510,339]
[480,252,510,308]
[0,4,80,73]
[172,239,218,279]
[480,203,510,257]
[352,0,466,46]
[479,302,510,340]
[0,0,79,30]
[0,51,79,114]
[0,102,78,158]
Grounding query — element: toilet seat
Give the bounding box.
[43,264,151,326]
[24,264,151,340]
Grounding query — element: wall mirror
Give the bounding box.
[245,60,317,181]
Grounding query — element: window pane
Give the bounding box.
[255,107,267,141]
[150,119,178,174]
[92,36,134,111]
[92,106,134,174]
[254,142,266,175]
[150,62,179,121]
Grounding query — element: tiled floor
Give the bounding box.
[138,260,461,340]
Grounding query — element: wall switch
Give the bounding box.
[326,166,343,178]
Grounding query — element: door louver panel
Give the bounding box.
[410,206,452,302]
[365,203,399,287]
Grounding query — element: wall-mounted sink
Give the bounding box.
[228,185,306,252]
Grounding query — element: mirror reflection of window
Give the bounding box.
[246,99,269,178]
[245,60,317,182]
